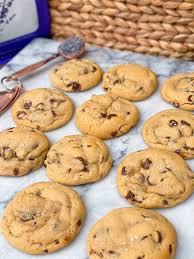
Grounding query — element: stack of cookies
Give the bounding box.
[1,56,194,259]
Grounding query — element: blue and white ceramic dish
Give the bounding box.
[0,0,50,63]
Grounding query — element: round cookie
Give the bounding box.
[117,148,194,208]
[103,64,158,101]
[142,109,194,159]
[87,207,176,259]
[1,182,86,254]
[161,72,194,111]
[45,135,112,185]
[0,127,49,176]
[75,94,139,139]
[50,58,103,91]
[12,88,74,131]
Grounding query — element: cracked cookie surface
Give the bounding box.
[50,59,103,91]
[0,127,49,176]
[75,94,139,140]
[142,109,194,159]
[12,88,74,131]
[87,207,176,259]
[103,64,158,101]
[45,135,112,185]
[1,182,86,254]
[117,148,194,208]
[161,72,194,111]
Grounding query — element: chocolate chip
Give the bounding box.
[169,244,172,254]
[17,111,27,119]
[137,256,145,259]
[92,66,97,72]
[76,156,87,166]
[67,81,81,91]
[51,110,56,117]
[111,131,117,137]
[139,174,145,183]
[101,113,107,118]
[54,240,59,245]
[181,120,190,126]
[32,144,38,149]
[50,98,57,103]
[20,212,35,221]
[175,149,181,154]
[173,102,180,108]
[152,231,162,243]
[142,214,149,219]
[107,114,117,119]
[125,190,135,200]
[126,111,130,115]
[109,250,116,254]
[163,200,168,205]
[29,157,35,161]
[141,235,148,240]
[13,168,19,175]
[77,219,81,226]
[80,67,88,74]
[24,101,32,109]
[169,120,178,127]
[141,158,152,170]
[183,145,194,151]
[113,79,122,84]
[122,167,127,175]
[43,249,48,253]
[43,162,47,168]
[188,95,193,102]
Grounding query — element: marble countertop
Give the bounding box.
[0,38,194,259]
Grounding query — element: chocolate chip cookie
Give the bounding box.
[12,88,74,131]
[103,64,158,101]
[0,127,49,176]
[117,148,194,208]
[142,109,194,159]
[75,94,139,139]
[161,72,194,111]
[45,135,112,185]
[50,59,103,91]
[87,207,176,259]
[1,182,86,254]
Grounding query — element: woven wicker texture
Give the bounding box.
[49,0,194,60]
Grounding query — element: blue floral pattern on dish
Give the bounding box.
[0,0,15,33]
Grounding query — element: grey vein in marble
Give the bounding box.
[0,38,194,259]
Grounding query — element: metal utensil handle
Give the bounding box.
[10,53,59,80]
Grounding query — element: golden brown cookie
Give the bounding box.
[12,88,74,131]
[75,94,139,139]
[161,72,194,111]
[142,109,194,159]
[117,148,194,208]
[50,59,103,91]
[0,127,49,176]
[45,135,112,185]
[87,207,176,259]
[103,64,158,101]
[1,182,86,254]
